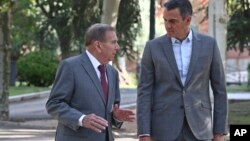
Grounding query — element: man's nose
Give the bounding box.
[116,44,120,50]
[165,21,172,29]
[166,23,172,29]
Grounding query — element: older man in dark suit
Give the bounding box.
[46,23,135,141]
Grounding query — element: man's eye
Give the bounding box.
[169,20,177,24]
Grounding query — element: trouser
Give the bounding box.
[106,129,109,141]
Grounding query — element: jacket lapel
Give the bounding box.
[161,35,183,86]
[184,32,201,87]
[106,66,114,108]
[80,53,106,105]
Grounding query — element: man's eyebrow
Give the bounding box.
[163,17,178,21]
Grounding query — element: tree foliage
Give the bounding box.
[226,0,250,52]
[11,0,60,61]
[35,0,101,59]
[116,0,141,61]
[11,0,141,62]
[0,0,12,13]
[12,0,40,59]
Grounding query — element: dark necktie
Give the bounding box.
[98,65,108,102]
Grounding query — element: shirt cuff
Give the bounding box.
[139,134,150,137]
[113,115,122,122]
[78,115,85,126]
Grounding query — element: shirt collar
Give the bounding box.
[86,50,101,69]
[171,29,193,44]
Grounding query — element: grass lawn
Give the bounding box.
[9,86,50,96]
[8,74,137,96]
[9,84,135,96]
[226,84,250,93]
[229,100,250,125]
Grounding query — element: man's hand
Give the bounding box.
[82,113,108,133]
[139,136,152,141]
[212,134,224,141]
[113,104,135,122]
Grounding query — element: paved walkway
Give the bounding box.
[0,114,138,141]
[228,92,250,100]
[1,89,250,141]
[0,126,138,141]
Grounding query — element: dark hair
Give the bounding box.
[164,0,193,19]
[85,23,115,46]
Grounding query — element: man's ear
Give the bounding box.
[94,41,102,52]
[186,16,192,24]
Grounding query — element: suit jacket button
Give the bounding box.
[180,105,184,109]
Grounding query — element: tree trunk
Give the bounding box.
[0,5,12,121]
[208,0,226,66]
[208,0,226,104]
[101,0,121,27]
[56,26,72,60]
[58,33,71,60]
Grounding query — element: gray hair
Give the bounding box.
[85,23,115,46]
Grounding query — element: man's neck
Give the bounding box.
[176,28,190,41]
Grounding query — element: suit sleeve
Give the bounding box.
[46,61,83,131]
[111,69,123,128]
[210,39,228,134]
[137,41,154,136]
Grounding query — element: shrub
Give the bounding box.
[17,50,59,87]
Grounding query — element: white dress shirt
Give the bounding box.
[171,30,193,85]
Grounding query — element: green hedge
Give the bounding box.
[17,50,59,87]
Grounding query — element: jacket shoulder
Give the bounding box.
[148,35,168,44]
[106,64,118,74]
[64,54,82,62]
[145,35,169,51]
[194,32,216,42]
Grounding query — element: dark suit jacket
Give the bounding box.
[137,31,228,141]
[46,52,122,141]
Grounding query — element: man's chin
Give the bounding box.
[167,32,174,36]
[108,58,114,62]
